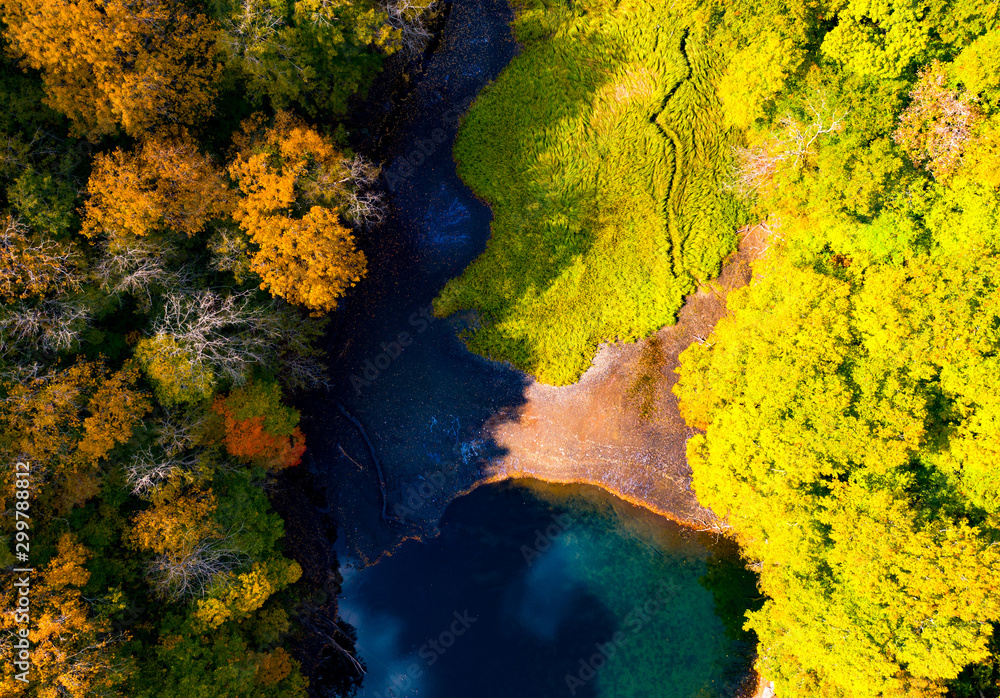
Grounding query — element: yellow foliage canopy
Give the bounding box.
[192,559,302,629]
[78,361,152,464]
[0,535,127,697]
[130,489,220,557]
[0,0,220,138]
[83,137,231,238]
[229,112,367,314]
[0,360,150,509]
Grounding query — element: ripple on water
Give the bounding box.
[420,186,472,248]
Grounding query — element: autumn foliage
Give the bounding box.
[0,360,151,507]
[0,534,128,697]
[0,0,220,138]
[895,61,982,180]
[0,0,367,690]
[82,137,231,239]
[0,215,80,301]
[229,112,367,314]
[211,380,306,469]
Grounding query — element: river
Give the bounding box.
[302,0,758,694]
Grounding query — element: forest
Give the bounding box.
[2,0,1000,694]
[0,0,437,693]
[672,2,1000,697]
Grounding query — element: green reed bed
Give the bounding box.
[436,0,745,384]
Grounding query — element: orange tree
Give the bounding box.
[210,379,306,470]
[228,112,368,314]
[0,0,220,138]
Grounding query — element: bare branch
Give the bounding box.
[381,0,436,58]
[0,214,82,300]
[0,299,91,355]
[150,290,280,386]
[125,447,202,497]
[93,236,187,305]
[727,93,848,196]
[148,538,246,599]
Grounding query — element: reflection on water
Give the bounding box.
[339,481,753,698]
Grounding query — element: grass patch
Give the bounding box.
[435,0,746,384]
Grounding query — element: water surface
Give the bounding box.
[307,2,757,694]
[338,481,753,698]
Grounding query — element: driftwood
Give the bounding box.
[298,613,366,676]
[336,403,391,522]
[334,402,422,531]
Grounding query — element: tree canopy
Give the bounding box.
[674,3,1000,694]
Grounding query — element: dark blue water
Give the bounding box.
[307,0,527,563]
[339,481,752,698]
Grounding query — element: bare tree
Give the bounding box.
[0,299,91,355]
[125,447,202,498]
[894,61,980,180]
[154,409,208,455]
[279,352,330,390]
[93,236,186,306]
[149,537,246,599]
[145,290,329,391]
[0,360,45,384]
[207,226,252,282]
[382,0,436,58]
[727,95,848,196]
[221,0,304,79]
[347,189,387,228]
[0,215,81,299]
[150,290,278,385]
[308,153,387,229]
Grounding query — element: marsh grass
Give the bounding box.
[435,0,746,384]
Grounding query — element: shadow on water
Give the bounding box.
[304,0,527,564]
[338,481,756,698]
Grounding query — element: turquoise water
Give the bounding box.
[338,480,754,698]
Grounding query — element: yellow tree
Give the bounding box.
[82,137,231,239]
[228,112,370,314]
[129,487,247,599]
[0,0,220,138]
[675,252,1000,697]
[0,360,151,513]
[0,534,129,697]
[77,361,153,464]
[130,489,220,557]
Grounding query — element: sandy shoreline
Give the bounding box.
[435,223,768,530]
[349,223,770,562]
